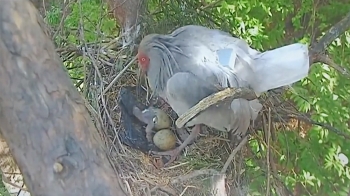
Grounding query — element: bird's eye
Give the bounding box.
[138,54,149,69]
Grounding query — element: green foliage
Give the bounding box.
[44,0,350,195]
[0,174,10,196]
[236,0,350,194]
[45,0,117,90]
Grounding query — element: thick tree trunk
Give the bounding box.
[105,0,147,46]
[0,1,128,196]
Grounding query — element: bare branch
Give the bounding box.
[311,11,350,55]
[220,136,248,174]
[273,108,350,140]
[200,0,223,9]
[310,11,350,77]
[289,114,350,140]
[312,53,350,77]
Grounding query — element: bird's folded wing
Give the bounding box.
[165,72,219,116]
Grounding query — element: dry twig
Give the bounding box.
[102,56,136,95]
[221,136,249,174]
[266,108,271,196]
[171,169,220,184]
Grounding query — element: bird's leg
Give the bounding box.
[228,132,237,148]
[176,127,197,145]
[151,124,201,167]
[228,132,245,148]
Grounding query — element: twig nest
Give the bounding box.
[149,107,171,131]
[153,128,176,151]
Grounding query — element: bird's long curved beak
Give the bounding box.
[135,59,147,98]
[139,66,147,76]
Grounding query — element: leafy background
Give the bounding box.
[2,0,350,195]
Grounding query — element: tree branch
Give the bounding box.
[312,53,350,77]
[309,11,350,77]
[285,114,350,140]
[311,11,350,55]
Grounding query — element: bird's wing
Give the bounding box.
[172,25,310,93]
[214,43,310,94]
[170,25,257,88]
[162,32,263,133]
[171,24,259,67]
[165,71,261,134]
[165,71,218,116]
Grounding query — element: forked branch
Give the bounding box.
[310,11,350,77]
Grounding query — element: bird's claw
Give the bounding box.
[150,148,181,167]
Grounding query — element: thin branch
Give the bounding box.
[171,169,220,184]
[52,0,75,39]
[200,0,223,9]
[312,53,350,77]
[101,56,136,95]
[1,173,28,192]
[293,115,350,140]
[275,109,350,140]
[266,108,271,196]
[221,136,248,174]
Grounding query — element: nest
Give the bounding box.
[73,35,310,196]
[50,1,317,195]
[84,56,251,195]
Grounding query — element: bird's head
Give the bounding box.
[136,33,182,93]
[137,34,159,74]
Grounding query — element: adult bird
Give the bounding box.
[137,25,309,166]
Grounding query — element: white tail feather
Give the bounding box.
[250,43,310,93]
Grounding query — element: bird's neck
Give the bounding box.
[147,63,176,98]
[145,36,183,98]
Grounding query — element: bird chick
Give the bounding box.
[133,106,172,142]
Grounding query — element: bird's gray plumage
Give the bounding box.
[138,25,309,138]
